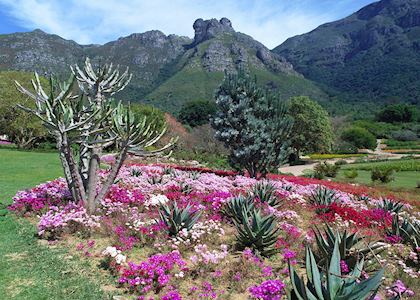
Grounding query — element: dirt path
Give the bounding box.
[279,139,412,176]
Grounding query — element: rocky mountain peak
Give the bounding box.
[192,17,234,45]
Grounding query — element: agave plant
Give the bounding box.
[288,238,384,300]
[353,195,370,205]
[188,171,201,180]
[249,181,281,208]
[163,167,177,176]
[314,225,383,268]
[387,214,420,249]
[281,183,294,192]
[179,182,193,194]
[377,199,404,214]
[307,186,340,207]
[147,175,165,185]
[158,202,201,236]
[234,208,280,257]
[221,195,254,224]
[130,168,142,177]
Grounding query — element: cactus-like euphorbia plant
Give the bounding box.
[16,58,176,213]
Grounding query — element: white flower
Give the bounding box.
[145,194,169,207]
[115,253,126,264]
[102,246,118,257]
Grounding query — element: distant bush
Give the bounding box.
[334,159,348,166]
[391,130,418,142]
[377,103,417,123]
[178,100,217,127]
[352,120,400,138]
[130,103,166,132]
[371,168,394,183]
[314,162,341,178]
[332,140,358,154]
[343,169,358,179]
[341,127,377,150]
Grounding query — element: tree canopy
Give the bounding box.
[288,96,333,156]
[377,103,417,123]
[211,71,293,178]
[178,100,217,127]
[0,71,48,148]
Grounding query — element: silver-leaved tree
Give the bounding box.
[15,58,176,213]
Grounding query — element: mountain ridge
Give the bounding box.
[273,0,420,106]
[0,17,326,114]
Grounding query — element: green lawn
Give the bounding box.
[336,170,419,189]
[342,158,420,172]
[0,149,112,299]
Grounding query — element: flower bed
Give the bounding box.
[9,164,419,299]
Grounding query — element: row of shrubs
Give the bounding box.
[310,161,396,184]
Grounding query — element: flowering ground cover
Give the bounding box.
[7,157,420,299]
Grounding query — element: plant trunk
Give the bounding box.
[95,147,127,204]
[60,133,86,204]
[79,143,90,189]
[86,147,100,214]
[56,134,73,192]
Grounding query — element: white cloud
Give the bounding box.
[0,0,372,48]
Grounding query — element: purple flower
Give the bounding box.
[249,279,286,300]
[340,260,349,274]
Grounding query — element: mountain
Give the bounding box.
[0,18,326,114]
[144,18,326,112]
[273,0,420,106]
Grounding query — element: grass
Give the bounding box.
[342,158,420,172]
[0,149,112,300]
[308,153,367,160]
[336,170,420,189]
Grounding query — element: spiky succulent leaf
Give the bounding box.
[308,186,340,207]
[234,208,280,257]
[159,202,201,236]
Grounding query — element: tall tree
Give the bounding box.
[0,71,48,149]
[288,96,333,158]
[16,58,176,213]
[211,71,293,178]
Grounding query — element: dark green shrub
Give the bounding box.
[313,162,340,178]
[332,140,359,154]
[341,126,377,150]
[334,159,347,166]
[377,103,417,123]
[391,130,418,141]
[371,168,394,183]
[178,100,217,127]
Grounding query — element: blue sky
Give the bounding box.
[0,0,378,48]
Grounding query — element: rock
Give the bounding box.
[192,18,234,45]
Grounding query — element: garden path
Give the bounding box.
[279,139,412,176]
